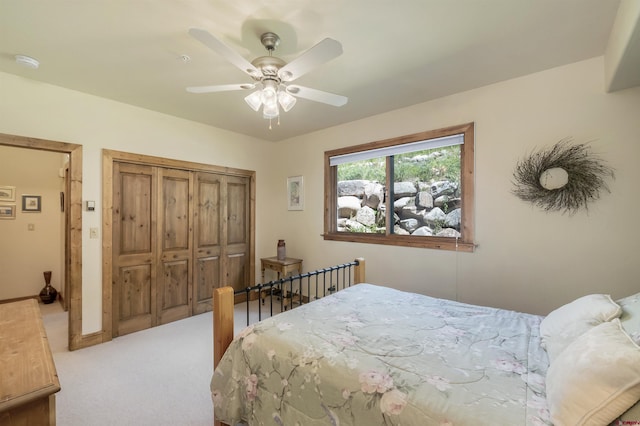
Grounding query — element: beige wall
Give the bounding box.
[1,55,639,338]
[270,56,640,316]
[0,146,65,299]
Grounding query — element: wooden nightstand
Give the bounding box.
[261,256,303,282]
[260,256,303,308]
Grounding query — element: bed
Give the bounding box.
[211,259,640,425]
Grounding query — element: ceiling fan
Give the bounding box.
[186,28,348,128]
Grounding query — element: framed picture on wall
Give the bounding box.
[287,176,304,211]
[0,205,16,219]
[0,186,16,202]
[22,195,41,212]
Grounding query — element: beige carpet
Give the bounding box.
[41,301,214,426]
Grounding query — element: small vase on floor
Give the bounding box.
[39,270,58,304]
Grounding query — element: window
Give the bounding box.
[324,122,475,252]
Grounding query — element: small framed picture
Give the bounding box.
[0,204,16,219]
[0,186,16,202]
[22,195,41,212]
[287,176,304,211]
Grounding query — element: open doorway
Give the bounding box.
[0,146,68,306]
[0,133,88,350]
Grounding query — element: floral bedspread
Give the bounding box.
[211,284,551,425]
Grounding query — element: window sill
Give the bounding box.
[323,232,475,252]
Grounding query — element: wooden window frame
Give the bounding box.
[324,122,475,252]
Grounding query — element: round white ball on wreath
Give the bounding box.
[511,139,615,214]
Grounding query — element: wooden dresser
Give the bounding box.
[0,299,61,425]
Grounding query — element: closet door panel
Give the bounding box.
[193,172,222,314]
[225,176,250,293]
[159,259,190,323]
[113,162,157,336]
[117,264,153,335]
[195,255,219,314]
[120,173,153,253]
[227,179,247,245]
[226,253,247,290]
[196,175,221,246]
[157,169,193,325]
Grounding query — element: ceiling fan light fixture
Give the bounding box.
[261,85,278,108]
[278,90,297,112]
[262,102,279,119]
[244,90,262,111]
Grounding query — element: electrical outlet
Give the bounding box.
[89,227,99,239]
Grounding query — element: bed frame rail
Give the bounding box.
[214,258,365,365]
[243,259,363,323]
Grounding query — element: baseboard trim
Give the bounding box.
[0,295,39,304]
[70,330,106,351]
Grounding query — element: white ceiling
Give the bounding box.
[0,0,635,142]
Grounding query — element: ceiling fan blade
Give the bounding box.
[286,85,348,107]
[278,38,343,82]
[188,28,260,77]
[186,83,255,94]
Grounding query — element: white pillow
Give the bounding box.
[546,319,640,426]
[618,292,640,345]
[612,292,640,424]
[539,294,622,362]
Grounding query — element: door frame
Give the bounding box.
[0,133,94,350]
[102,149,256,341]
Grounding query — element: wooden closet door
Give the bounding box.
[157,168,193,325]
[112,162,157,336]
[193,173,250,312]
[225,175,250,293]
[193,172,222,314]
[111,156,254,336]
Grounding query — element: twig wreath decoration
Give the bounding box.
[512,139,614,214]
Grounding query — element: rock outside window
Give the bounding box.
[324,122,475,252]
